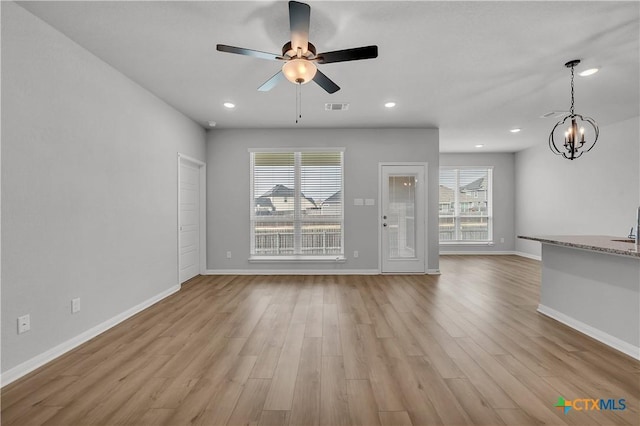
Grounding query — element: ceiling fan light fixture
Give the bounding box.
[282,58,317,84]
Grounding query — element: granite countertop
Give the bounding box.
[518,235,640,259]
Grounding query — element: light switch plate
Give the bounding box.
[365,198,375,206]
[354,198,364,206]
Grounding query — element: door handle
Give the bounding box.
[383,223,387,227]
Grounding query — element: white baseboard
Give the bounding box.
[207,269,441,275]
[515,251,541,261]
[439,250,517,256]
[1,284,181,387]
[438,250,540,261]
[205,269,380,275]
[537,304,640,361]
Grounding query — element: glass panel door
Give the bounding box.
[381,164,426,273]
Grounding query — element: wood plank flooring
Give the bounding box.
[2,255,639,425]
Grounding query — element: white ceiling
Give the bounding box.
[17,1,640,152]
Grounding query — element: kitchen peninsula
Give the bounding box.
[519,235,640,360]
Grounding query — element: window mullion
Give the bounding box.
[250,153,256,255]
[455,169,460,241]
[488,168,493,242]
[294,152,302,254]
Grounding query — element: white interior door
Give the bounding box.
[380,164,426,273]
[179,156,204,283]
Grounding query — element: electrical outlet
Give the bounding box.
[226,251,232,259]
[18,314,30,334]
[72,298,81,314]
[500,237,505,243]
[353,250,359,258]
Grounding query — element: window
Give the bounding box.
[250,149,344,258]
[439,167,493,243]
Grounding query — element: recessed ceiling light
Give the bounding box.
[510,128,521,133]
[475,144,484,148]
[223,102,235,109]
[208,121,217,127]
[384,102,396,108]
[579,68,599,77]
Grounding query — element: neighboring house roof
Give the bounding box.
[460,177,487,192]
[261,184,317,207]
[439,178,487,206]
[255,196,275,210]
[322,190,341,205]
[261,184,295,198]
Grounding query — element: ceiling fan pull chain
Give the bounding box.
[294,82,303,124]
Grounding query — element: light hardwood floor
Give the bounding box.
[2,255,639,425]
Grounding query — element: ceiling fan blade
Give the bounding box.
[312,69,340,94]
[289,1,310,54]
[258,71,286,92]
[216,44,283,61]
[317,45,378,64]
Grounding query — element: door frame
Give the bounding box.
[378,162,429,274]
[177,153,207,285]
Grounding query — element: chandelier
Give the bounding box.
[549,59,599,160]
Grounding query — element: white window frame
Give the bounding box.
[439,166,493,245]
[249,147,345,261]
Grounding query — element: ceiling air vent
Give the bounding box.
[325,103,350,111]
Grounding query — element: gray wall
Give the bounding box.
[1,2,206,373]
[515,116,640,258]
[439,153,516,254]
[206,128,440,272]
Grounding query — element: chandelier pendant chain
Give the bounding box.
[570,64,575,116]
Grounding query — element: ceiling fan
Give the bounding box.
[216,1,378,94]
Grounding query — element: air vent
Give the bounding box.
[540,110,568,118]
[325,103,350,111]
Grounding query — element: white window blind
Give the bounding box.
[250,150,344,257]
[439,167,493,243]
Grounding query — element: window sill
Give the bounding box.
[439,241,494,246]
[249,256,346,263]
